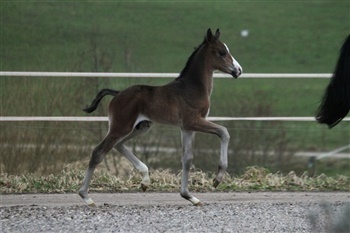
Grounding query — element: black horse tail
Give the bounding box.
[316,34,350,128]
[83,89,119,113]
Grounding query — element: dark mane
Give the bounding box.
[177,40,207,79]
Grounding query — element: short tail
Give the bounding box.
[83,89,119,113]
[316,34,350,128]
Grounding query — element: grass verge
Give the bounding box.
[1,166,349,194]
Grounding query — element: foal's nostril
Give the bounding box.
[237,67,242,77]
[234,68,241,77]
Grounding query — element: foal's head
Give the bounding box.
[205,28,243,78]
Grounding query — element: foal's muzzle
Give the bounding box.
[231,67,242,79]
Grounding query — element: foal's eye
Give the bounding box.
[218,50,226,57]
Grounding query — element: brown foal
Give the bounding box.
[79,28,242,206]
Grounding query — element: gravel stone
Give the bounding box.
[1,201,349,232]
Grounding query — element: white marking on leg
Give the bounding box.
[79,167,98,207]
[79,167,95,198]
[180,130,202,205]
[189,197,202,206]
[216,126,229,183]
[79,135,124,206]
[84,197,96,207]
[111,114,152,188]
[116,144,150,186]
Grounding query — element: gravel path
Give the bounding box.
[1,192,349,233]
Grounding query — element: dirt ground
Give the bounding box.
[2,192,349,207]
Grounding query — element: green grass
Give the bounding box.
[1,1,349,72]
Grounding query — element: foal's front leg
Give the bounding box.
[180,130,203,206]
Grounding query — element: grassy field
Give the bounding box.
[1,1,349,176]
[1,1,349,72]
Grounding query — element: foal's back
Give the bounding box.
[108,79,209,128]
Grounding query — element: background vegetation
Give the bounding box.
[1,166,349,194]
[1,1,349,182]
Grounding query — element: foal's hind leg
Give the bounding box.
[79,134,123,206]
[183,118,230,189]
[180,130,203,206]
[115,121,152,191]
[116,144,150,191]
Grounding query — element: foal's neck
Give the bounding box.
[181,45,214,96]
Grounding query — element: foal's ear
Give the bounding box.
[206,28,214,43]
[215,28,220,39]
[206,28,220,43]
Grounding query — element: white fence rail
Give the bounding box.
[1,116,350,122]
[0,71,332,79]
[0,116,350,122]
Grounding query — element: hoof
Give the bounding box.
[194,201,204,207]
[82,197,96,207]
[213,178,220,188]
[88,202,97,208]
[141,183,148,192]
[188,196,202,206]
